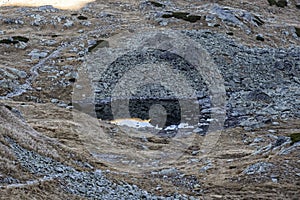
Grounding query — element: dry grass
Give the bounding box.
[0,100,299,199]
[0,0,300,198]
[0,0,96,10]
[0,180,84,200]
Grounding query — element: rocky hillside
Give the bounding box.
[0,0,300,199]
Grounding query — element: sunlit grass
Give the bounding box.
[0,0,95,10]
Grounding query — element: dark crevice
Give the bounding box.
[162,12,201,23]
[149,1,165,8]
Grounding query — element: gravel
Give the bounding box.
[4,137,195,199]
[243,162,275,175]
[77,29,300,132]
[184,30,300,130]
[1,28,299,131]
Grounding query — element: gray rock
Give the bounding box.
[66,106,74,110]
[28,49,48,59]
[211,5,242,26]
[158,168,179,175]
[38,5,59,12]
[65,71,78,79]
[62,65,74,70]
[75,29,300,132]
[40,39,57,46]
[243,162,274,175]
[296,1,300,9]
[75,85,83,90]
[278,141,300,155]
[30,14,46,26]
[193,127,204,134]
[0,79,19,92]
[64,20,74,28]
[210,4,264,28]
[14,41,27,49]
[1,105,25,121]
[3,18,24,25]
[0,177,20,184]
[254,143,273,155]
[40,65,59,73]
[274,136,290,147]
[246,90,273,103]
[199,162,213,173]
[159,20,168,26]
[274,60,293,71]
[57,103,68,108]
[253,137,264,143]
[80,21,92,26]
[256,34,264,41]
[6,67,27,79]
[0,69,18,80]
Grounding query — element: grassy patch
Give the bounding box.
[276,0,288,7]
[267,0,288,7]
[290,133,300,145]
[268,0,277,6]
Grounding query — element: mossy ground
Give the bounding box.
[267,0,287,7]
[268,0,277,6]
[276,0,288,7]
[290,133,300,144]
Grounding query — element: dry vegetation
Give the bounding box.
[0,0,300,199]
[1,100,299,199]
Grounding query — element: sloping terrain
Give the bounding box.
[0,100,299,199]
[0,0,300,199]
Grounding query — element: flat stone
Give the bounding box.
[243,162,274,175]
[28,49,48,59]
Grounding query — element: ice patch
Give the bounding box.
[110,118,154,128]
